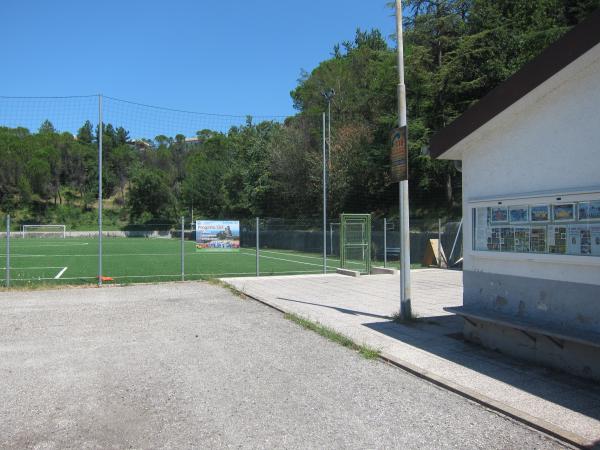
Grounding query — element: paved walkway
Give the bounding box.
[223,269,600,448]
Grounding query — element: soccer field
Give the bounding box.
[0,237,373,286]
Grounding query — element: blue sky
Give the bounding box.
[0,0,395,118]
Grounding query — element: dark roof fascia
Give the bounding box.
[429,8,600,159]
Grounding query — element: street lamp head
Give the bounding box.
[321,88,336,102]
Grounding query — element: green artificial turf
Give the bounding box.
[0,237,365,287]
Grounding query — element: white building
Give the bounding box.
[429,10,600,380]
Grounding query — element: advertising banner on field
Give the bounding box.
[195,220,240,252]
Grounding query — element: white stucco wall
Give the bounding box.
[447,43,600,286]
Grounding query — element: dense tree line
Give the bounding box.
[1,0,598,226]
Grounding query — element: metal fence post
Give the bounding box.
[256,217,260,276]
[98,94,103,287]
[438,218,442,268]
[383,217,387,268]
[5,215,10,288]
[181,216,185,281]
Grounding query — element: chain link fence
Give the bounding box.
[1,214,462,287]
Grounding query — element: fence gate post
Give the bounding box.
[181,216,185,281]
[256,217,260,277]
[438,218,442,268]
[383,218,387,268]
[5,215,10,288]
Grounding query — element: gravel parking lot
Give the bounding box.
[0,282,567,449]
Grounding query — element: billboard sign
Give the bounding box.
[390,126,408,182]
[195,220,240,252]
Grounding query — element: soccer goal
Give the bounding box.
[21,224,66,239]
[339,214,371,274]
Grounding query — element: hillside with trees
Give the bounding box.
[1,0,598,228]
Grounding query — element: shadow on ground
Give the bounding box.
[274,295,600,426]
[364,319,600,423]
[276,297,393,320]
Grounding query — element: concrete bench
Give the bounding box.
[445,306,600,350]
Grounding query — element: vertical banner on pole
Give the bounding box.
[98,94,103,286]
[5,215,10,288]
[181,216,185,281]
[256,217,260,277]
[390,127,408,183]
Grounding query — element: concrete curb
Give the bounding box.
[336,268,361,277]
[376,352,591,449]
[220,280,592,449]
[370,267,397,275]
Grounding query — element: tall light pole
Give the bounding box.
[396,0,412,319]
[322,112,327,274]
[322,89,335,166]
[321,89,335,274]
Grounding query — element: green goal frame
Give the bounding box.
[339,214,371,274]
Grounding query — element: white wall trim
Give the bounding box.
[468,186,600,205]
[470,250,600,267]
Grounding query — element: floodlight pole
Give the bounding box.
[327,98,332,165]
[322,89,335,167]
[396,0,412,319]
[323,112,327,274]
[98,94,103,287]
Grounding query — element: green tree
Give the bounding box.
[128,168,175,220]
[77,121,94,144]
[111,144,139,203]
[115,126,130,145]
[38,120,56,134]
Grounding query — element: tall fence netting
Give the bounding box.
[0,95,462,287]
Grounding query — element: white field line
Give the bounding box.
[255,249,365,267]
[0,252,187,258]
[10,243,89,247]
[0,249,231,258]
[0,266,66,270]
[257,249,334,261]
[54,267,68,279]
[0,249,327,259]
[0,249,362,269]
[240,250,339,269]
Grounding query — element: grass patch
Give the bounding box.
[0,237,353,289]
[0,282,97,292]
[284,312,380,359]
[206,278,246,299]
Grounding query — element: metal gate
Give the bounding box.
[339,214,371,274]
